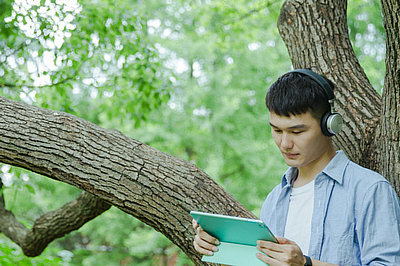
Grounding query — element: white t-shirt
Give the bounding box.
[284,180,314,255]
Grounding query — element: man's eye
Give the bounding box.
[292,131,303,134]
[273,129,282,133]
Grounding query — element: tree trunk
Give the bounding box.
[0,96,252,263]
[278,0,400,195]
[378,0,400,194]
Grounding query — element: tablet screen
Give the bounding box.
[190,211,277,246]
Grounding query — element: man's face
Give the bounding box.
[269,111,332,169]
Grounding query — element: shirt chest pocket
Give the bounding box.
[323,219,359,265]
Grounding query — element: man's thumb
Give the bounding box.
[275,236,293,244]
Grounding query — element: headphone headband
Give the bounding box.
[289,69,334,100]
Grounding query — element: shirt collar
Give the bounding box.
[321,150,349,184]
[281,167,298,188]
[281,150,349,187]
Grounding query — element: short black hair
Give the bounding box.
[265,71,333,121]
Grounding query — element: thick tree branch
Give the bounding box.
[0,96,252,264]
[0,178,110,257]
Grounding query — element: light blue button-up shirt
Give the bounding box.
[260,151,400,265]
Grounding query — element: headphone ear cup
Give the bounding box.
[321,112,343,136]
[326,113,343,135]
[321,111,333,136]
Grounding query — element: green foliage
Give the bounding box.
[0,0,388,265]
[0,0,171,124]
[348,0,385,92]
[0,237,64,265]
[126,0,291,214]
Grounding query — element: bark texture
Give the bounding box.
[278,0,400,195]
[379,0,400,194]
[0,96,252,263]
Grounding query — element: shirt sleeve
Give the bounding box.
[357,181,400,265]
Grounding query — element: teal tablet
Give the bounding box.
[190,211,277,266]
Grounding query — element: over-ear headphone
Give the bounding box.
[289,69,343,136]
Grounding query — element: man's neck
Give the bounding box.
[294,147,336,188]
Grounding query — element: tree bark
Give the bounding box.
[0,96,252,263]
[378,0,400,194]
[278,0,400,195]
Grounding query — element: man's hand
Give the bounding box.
[192,219,220,256]
[256,236,306,266]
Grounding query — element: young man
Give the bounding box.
[193,69,400,265]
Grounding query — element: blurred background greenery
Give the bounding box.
[0,0,385,265]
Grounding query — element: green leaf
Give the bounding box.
[24,184,35,194]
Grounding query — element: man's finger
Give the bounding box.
[275,236,295,245]
[197,227,219,245]
[256,251,280,265]
[194,235,218,255]
[257,245,287,263]
[193,240,214,256]
[192,219,199,230]
[257,240,282,252]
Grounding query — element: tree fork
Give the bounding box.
[277,0,382,170]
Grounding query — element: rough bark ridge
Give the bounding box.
[0,96,252,263]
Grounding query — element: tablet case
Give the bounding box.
[190,211,277,266]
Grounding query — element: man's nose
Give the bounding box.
[280,133,293,149]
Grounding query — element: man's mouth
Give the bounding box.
[283,152,299,159]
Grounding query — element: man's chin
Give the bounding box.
[284,157,302,168]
